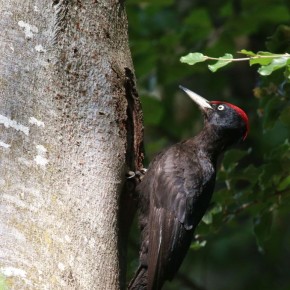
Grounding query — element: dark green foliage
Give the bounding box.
[127,0,290,289]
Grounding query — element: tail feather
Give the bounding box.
[147,208,164,290]
[128,265,147,290]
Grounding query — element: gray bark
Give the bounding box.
[0,1,142,289]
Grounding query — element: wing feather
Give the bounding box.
[134,142,216,289]
[147,207,194,289]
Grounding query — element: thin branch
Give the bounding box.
[205,53,290,62]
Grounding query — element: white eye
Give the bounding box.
[217,105,225,111]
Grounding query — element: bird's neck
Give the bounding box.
[186,125,229,161]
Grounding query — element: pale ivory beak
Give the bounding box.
[179,85,212,110]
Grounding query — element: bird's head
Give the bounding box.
[179,86,249,144]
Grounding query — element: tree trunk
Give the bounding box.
[0,1,143,289]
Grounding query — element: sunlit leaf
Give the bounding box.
[258,57,288,76]
[239,49,256,56]
[285,65,290,80]
[202,212,213,225]
[208,53,233,72]
[257,51,278,56]
[190,239,207,250]
[180,52,207,65]
[250,57,273,66]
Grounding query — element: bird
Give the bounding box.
[128,86,249,290]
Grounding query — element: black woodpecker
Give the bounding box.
[128,86,249,290]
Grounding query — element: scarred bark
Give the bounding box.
[0,1,143,289]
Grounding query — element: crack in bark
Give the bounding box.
[124,67,144,171]
[117,67,144,290]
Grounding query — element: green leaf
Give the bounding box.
[202,211,213,225]
[180,52,207,65]
[190,239,207,250]
[258,57,288,76]
[285,65,290,80]
[278,176,290,191]
[202,204,222,225]
[239,49,256,56]
[250,52,286,66]
[257,51,278,56]
[250,57,273,66]
[208,53,233,72]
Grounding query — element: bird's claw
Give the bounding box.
[126,168,147,180]
[126,171,136,179]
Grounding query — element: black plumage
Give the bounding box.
[129,86,249,290]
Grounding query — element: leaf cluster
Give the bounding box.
[180,50,290,76]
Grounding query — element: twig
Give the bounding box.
[205,53,290,62]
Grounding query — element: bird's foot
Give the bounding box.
[125,168,147,193]
[126,168,147,180]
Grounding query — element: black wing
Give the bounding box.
[137,142,215,289]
